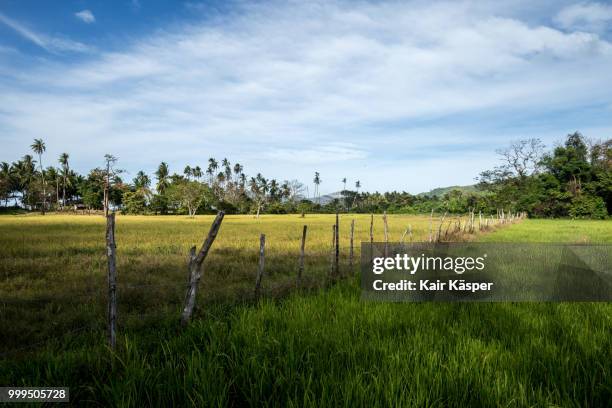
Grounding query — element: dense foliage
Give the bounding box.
[0,132,609,218]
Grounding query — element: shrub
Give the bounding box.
[568,194,608,219]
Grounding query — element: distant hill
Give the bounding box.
[306,191,344,205]
[306,186,482,203]
[418,185,480,197]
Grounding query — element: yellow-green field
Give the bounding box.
[1,215,610,406]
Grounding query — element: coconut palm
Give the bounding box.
[30,139,46,214]
[58,153,69,207]
[207,158,218,185]
[0,162,11,206]
[134,171,151,190]
[193,166,202,181]
[353,180,361,209]
[313,172,321,204]
[233,163,243,178]
[183,165,192,180]
[45,166,61,207]
[155,162,170,194]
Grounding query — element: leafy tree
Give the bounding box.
[122,190,147,214]
[167,180,210,217]
[569,194,607,219]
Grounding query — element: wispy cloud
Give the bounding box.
[0,12,90,53]
[75,10,96,24]
[1,1,611,193]
[555,2,612,32]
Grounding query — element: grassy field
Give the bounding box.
[0,215,610,406]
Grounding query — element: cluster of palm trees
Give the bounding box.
[0,138,367,215]
[1,139,74,211]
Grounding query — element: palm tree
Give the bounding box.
[155,162,170,194]
[46,166,60,208]
[134,171,151,190]
[30,139,46,214]
[207,158,218,185]
[313,172,321,204]
[233,163,243,177]
[193,166,202,181]
[342,177,347,191]
[0,162,11,207]
[14,155,36,209]
[184,165,192,180]
[58,153,69,208]
[353,180,361,210]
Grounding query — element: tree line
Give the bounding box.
[0,132,609,218]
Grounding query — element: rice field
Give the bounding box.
[0,214,610,406]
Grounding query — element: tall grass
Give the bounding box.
[0,215,610,406]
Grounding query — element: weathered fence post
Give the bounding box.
[181,211,225,326]
[383,211,389,257]
[297,225,307,286]
[106,212,117,349]
[329,225,336,283]
[349,219,355,271]
[436,212,447,242]
[369,213,374,264]
[254,233,265,300]
[335,212,340,277]
[429,210,433,242]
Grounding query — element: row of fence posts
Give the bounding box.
[428,208,526,242]
[104,209,526,348]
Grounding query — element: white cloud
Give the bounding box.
[265,144,367,164]
[555,2,612,32]
[0,12,89,53]
[1,1,612,192]
[75,10,95,24]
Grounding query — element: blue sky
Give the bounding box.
[1,0,611,194]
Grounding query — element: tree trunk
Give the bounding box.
[297,225,307,286]
[335,212,339,277]
[106,213,117,349]
[181,211,225,326]
[254,234,265,300]
[62,176,66,209]
[349,219,354,271]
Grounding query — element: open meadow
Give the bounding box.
[1,214,611,406]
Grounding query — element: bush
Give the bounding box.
[122,190,147,214]
[568,194,608,219]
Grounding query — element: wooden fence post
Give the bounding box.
[349,219,355,271]
[181,211,225,326]
[436,212,447,242]
[335,212,340,277]
[297,225,307,286]
[106,212,117,349]
[254,233,265,300]
[383,211,389,256]
[369,213,374,244]
[329,225,336,283]
[429,210,433,242]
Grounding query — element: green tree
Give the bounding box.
[167,180,210,217]
[30,138,47,214]
[58,153,70,208]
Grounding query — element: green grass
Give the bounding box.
[479,218,612,243]
[0,215,610,406]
